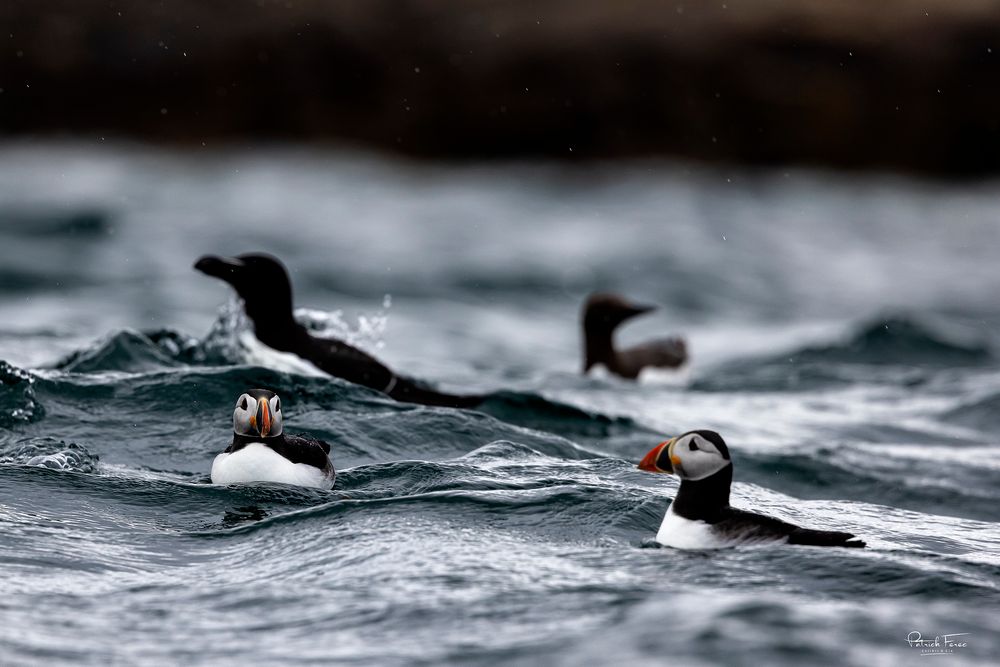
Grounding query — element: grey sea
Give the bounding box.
[1,143,998,666]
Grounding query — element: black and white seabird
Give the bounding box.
[582,292,687,379]
[638,430,865,549]
[212,389,336,489]
[194,253,484,408]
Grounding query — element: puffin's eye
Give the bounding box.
[689,440,698,452]
[240,397,248,410]
[273,397,280,412]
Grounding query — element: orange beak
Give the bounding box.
[253,397,272,437]
[638,437,676,473]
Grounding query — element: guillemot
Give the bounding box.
[194,253,484,408]
[211,389,336,489]
[582,292,687,379]
[638,430,865,549]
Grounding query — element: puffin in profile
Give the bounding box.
[582,292,687,379]
[638,430,865,549]
[211,389,336,489]
[195,253,483,408]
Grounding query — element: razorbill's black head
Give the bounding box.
[212,388,336,489]
[638,430,865,549]
[195,253,294,328]
[581,292,687,378]
[583,292,656,331]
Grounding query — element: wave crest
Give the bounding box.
[0,360,45,426]
[695,316,992,392]
[0,437,99,473]
[56,329,184,373]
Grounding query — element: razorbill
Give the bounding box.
[582,292,687,379]
[638,430,865,549]
[211,388,336,489]
[194,253,484,408]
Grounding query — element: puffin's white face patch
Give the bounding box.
[233,393,258,436]
[671,433,729,481]
[268,394,284,436]
[233,392,284,437]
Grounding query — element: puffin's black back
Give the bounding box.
[716,508,866,548]
[226,431,333,474]
[269,432,332,470]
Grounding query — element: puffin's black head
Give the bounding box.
[233,388,284,438]
[194,253,294,322]
[638,430,731,481]
[582,292,656,333]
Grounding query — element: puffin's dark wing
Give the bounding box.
[292,432,330,455]
[717,508,865,548]
[619,337,688,371]
[273,433,333,469]
[712,507,798,542]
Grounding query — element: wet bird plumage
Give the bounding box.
[194,253,484,408]
[582,292,687,379]
[211,389,336,489]
[640,431,865,549]
[212,433,336,489]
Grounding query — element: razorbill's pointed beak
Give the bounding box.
[194,254,246,280]
[624,302,656,319]
[638,437,676,473]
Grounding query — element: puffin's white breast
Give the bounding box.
[655,505,726,550]
[211,442,333,490]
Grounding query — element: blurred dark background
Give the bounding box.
[5,0,1000,176]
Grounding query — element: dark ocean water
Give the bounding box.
[1,143,999,666]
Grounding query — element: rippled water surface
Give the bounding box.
[1,143,999,665]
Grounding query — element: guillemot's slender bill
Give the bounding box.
[582,292,687,379]
[194,253,484,408]
[638,430,865,549]
[211,389,336,489]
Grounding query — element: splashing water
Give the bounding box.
[1,144,999,665]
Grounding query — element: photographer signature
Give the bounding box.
[907,632,970,655]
